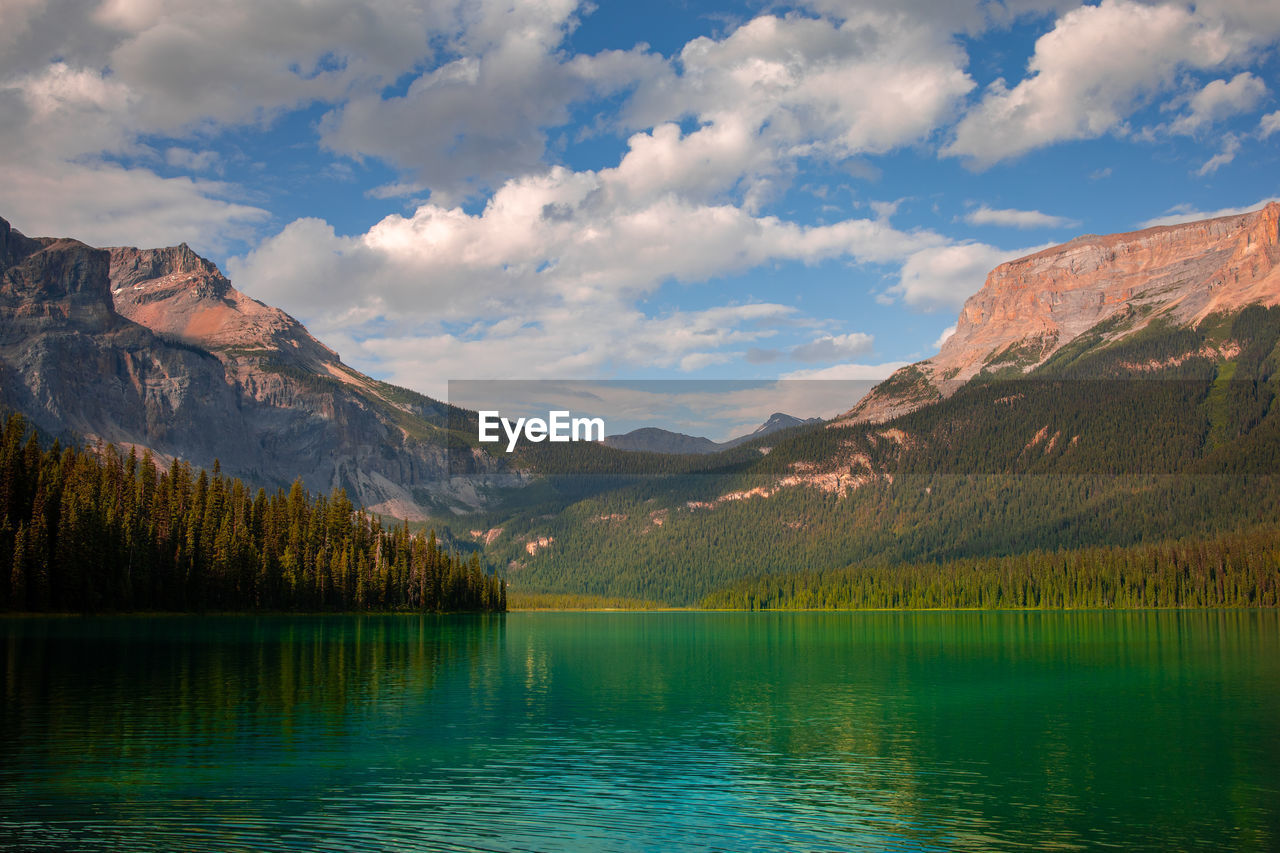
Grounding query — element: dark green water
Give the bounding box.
[1,611,1278,851]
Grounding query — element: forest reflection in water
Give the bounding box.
[2,610,1277,851]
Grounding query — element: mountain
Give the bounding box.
[602,427,722,454]
[841,202,1280,424]
[0,216,518,520]
[602,413,822,455]
[5,204,1279,606]
[476,205,1280,605]
[719,412,823,448]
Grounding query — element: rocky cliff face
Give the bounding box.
[842,202,1280,424]
[0,217,517,520]
[109,244,338,365]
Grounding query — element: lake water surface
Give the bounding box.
[2,611,1278,851]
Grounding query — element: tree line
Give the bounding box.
[0,414,505,613]
[700,528,1280,610]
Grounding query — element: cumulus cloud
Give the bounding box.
[782,361,908,380]
[884,242,1048,311]
[791,332,875,361]
[319,1,666,201]
[321,302,804,396]
[1259,110,1280,138]
[1168,72,1267,135]
[1139,196,1280,227]
[165,147,222,172]
[0,0,451,250]
[932,324,957,350]
[0,158,267,250]
[2,62,136,160]
[617,12,974,207]
[228,156,952,381]
[320,9,976,203]
[0,0,488,249]
[230,162,949,324]
[945,0,1254,165]
[2,0,460,144]
[94,0,453,131]
[800,0,1081,34]
[1196,134,1241,175]
[963,205,1079,228]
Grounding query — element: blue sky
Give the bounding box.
[2,0,1279,408]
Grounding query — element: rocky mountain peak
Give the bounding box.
[0,216,45,271]
[841,202,1280,424]
[109,243,227,293]
[754,412,816,433]
[0,222,116,337]
[108,244,337,366]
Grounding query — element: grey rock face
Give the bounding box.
[0,216,519,520]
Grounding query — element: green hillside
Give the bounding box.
[469,305,1280,605]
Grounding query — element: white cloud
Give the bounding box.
[932,324,957,350]
[1,0,461,143]
[2,63,136,160]
[791,332,875,361]
[782,361,908,380]
[326,302,800,396]
[1139,196,1280,227]
[165,147,221,172]
[1169,72,1267,135]
[799,0,1081,35]
[230,161,949,326]
[1196,134,1241,175]
[319,2,658,201]
[97,0,454,131]
[0,1,464,250]
[885,242,1049,311]
[1259,110,1280,138]
[319,9,976,203]
[945,0,1253,165]
[964,204,1079,228]
[617,12,973,207]
[227,150,957,387]
[654,11,973,157]
[0,158,267,251]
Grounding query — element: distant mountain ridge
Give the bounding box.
[602,427,721,455]
[722,412,823,447]
[602,412,822,454]
[0,216,519,520]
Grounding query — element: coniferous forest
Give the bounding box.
[0,414,505,613]
[701,528,1280,610]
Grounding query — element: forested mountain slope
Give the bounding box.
[476,217,1280,604]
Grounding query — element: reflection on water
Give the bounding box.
[2,611,1278,851]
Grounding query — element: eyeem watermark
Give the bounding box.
[478,410,605,452]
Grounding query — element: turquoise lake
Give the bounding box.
[2,611,1278,851]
